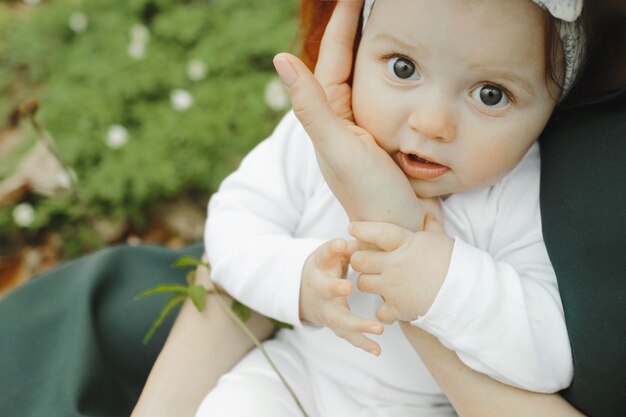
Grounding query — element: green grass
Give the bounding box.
[0,0,299,257]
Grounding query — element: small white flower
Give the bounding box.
[264,77,290,111]
[170,89,193,111]
[127,41,146,60]
[57,170,73,189]
[13,203,35,227]
[69,12,88,33]
[186,59,208,82]
[130,23,150,44]
[106,125,129,149]
[23,0,41,5]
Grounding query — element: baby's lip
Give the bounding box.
[396,152,450,180]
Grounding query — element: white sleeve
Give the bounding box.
[204,111,325,326]
[412,146,573,393]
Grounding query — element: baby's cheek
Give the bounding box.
[459,147,512,190]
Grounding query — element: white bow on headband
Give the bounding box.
[362,0,585,95]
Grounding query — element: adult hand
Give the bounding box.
[273,0,439,231]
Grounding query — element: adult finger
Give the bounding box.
[349,221,412,251]
[350,250,386,274]
[315,0,364,87]
[273,53,343,148]
[314,238,348,270]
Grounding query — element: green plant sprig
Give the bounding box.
[136,255,306,416]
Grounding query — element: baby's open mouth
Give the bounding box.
[407,153,434,164]
[398,152,450,180]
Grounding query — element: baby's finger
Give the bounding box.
[376,304,398,325]
[356,273,384,295]
[315,276,352,299]
[315,238,348,270]
[350,250,386,274]
[315,0,364,87]
[349,221,412,251]
[345,239,361,257]
[338,239,361,272]
[325,304,384,335]
[339,331,381,356]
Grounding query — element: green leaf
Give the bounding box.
[270,319,294,330]
[186,270,196,286]
[231,299,251,322]
[135,284,188,300]
[188,284,208,312]
[142,293,186,344]
[173,256,207,269]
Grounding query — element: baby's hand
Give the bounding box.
[300,238,384,356]
[349,216,454,324]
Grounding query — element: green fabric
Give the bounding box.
[540,87,626,417]
[0,243,203,417]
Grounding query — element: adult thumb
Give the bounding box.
[273,53,340,148]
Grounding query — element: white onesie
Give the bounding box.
[197,111,572,416]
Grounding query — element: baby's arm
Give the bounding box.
[206,113,326,326]
[350,150,573,393]
[300,238,383,355]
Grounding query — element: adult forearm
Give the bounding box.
[399,323,586,417]
[131,263,275,417]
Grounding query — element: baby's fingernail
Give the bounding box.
[369,324,382,333]
[369,348,380,356]
[273,56,298,87]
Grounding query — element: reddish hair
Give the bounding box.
[299,1,338,71]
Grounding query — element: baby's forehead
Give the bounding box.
[367,0,546,40]
[365,0,547,62]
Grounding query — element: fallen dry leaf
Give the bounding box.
[0,141,72,205]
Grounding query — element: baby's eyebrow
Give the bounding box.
[371,32,429,57]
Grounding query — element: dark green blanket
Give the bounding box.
[0,243,202,417]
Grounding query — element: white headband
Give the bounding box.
[362,0,586,95]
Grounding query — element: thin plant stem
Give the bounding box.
[211,287,310,417]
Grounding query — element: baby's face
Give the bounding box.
[352,0,560,198]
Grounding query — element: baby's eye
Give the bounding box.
[470,84,511,108]
[386,56,419,80]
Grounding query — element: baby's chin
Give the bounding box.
[409,182,445,200]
